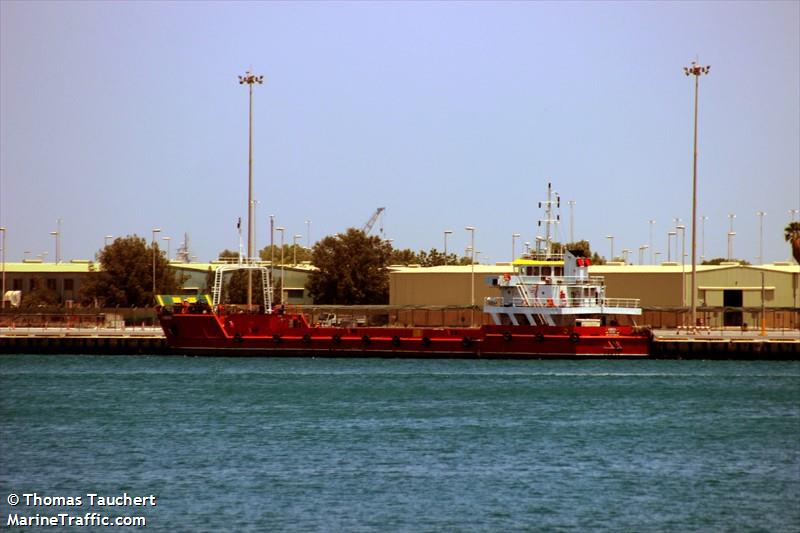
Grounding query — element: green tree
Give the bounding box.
[80,235,183,307]
[784,221,800,264]
[21,279,59,308]
[390,247,466,266]
[389,248,419,265]
[701,257,751,266]
[259,244,313,265]
[307,228,391,304]
[548,240,605,264]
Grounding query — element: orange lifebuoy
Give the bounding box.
[503,273,511,282]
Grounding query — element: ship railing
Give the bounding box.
[503,275,607,286]
[485,296,641,309]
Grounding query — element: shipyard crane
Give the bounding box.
[361,207,385,235]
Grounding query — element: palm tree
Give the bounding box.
[785,221,800,264]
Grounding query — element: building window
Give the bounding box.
[12,279,22,291]
[64,279,74,291]
[47,278,57,291]
[29,279,38,291]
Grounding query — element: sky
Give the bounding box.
[1,1,798,266]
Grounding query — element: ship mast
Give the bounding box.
[537,182,560,257]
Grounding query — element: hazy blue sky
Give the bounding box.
[1,1,798,265]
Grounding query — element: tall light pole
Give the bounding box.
[512,233,521,262]
[757,211,766,265]
[622,249,632,264]
[524,241,530,255]
[0,227,5,309]
[239,69,264,308]
[606,235,614,261]
[443,230,453,265]
[685,60,709,327]
[655,251,662,264]
[649,220,656,264]
[567,200,576,243]
[293,234,302,265]
[276,227,285,304]
[151,228,161,297]
[700,216,708,262]
[105,235,114,247]
[162,236,172,261]
[465,226,475,326]
[305,220,311,249]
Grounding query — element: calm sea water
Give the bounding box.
[1,355,798,532]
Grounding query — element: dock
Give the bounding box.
[0,326,169,355]
[650,328,799,359]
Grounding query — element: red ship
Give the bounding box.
[156,185,651,357]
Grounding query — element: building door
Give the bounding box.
[723,289,743,327]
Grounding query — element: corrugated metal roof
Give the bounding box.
[390,263,799,275]
[0,262,94,273]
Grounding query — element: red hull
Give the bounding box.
[158,310,651,358]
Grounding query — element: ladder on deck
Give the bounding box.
[212,268,224,307]
[211,265,273,312]
[515,278,549,326]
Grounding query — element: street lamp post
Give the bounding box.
[606,235,614,262]
[239,69,264,308]
[757,211,766,265]
[668,231,676,262]
[269,214,275,289]
[465,226,475,326]
[649,220,656,264]
[49,219,62,264]
[638,245,649,265]
[512,233,521,262]
[524,241,530,255]
[622,249,632,264]
[685,59,709,328]
[151,228,161,297]
[305,220,311,249]
[443,230,453,265]
[293,234,302,265]
[728,214,736,260]
[105,235,114,247]
[276,227,285,304]
[49,232,58,263]
[672,217,681,262]
[0,227,5,309]
[162,236,171,261]
[700,216,708,262]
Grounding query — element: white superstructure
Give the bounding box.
[483,182,641,327]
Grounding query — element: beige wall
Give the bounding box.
[390,267,510,306]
